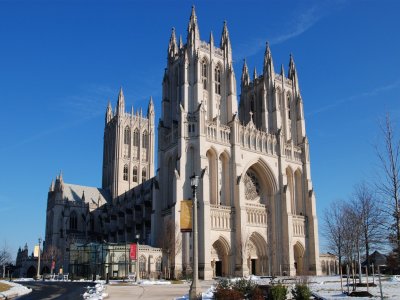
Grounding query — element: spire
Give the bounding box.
[117,87,125,115]
[147,96,154,117]
[288,53,296,79]
[187,5,200,47]
[280,64,285,77]
[168,27,178,59]
[209,31,214,48]
[220,21,230,47]
[179,35,183,49]
[106,100,112,123]
[288,53,300,94]
[253,67,258,80]
[241,59,250,87]
[263,41,274,76]
[49,180,55,192]
[220,20,232,58]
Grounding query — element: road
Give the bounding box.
[15,281,96,300]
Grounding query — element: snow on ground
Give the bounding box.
[309,275,400,299]
[175,286,215,300]
[174,275,400,300]
[107,279,172,285]
[0,280,32,298]
[83,282,108,300]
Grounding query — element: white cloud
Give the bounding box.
[308,79,400,116]
[270,5,322,45]
[234,4,325,61]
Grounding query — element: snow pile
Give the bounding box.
[82,282,108,300]
[13,278,35,282]
[139,279,172,285]
[175,286,215,300]
[0,280,32,298]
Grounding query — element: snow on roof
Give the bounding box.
[63,183,111,208]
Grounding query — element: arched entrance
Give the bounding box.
[211,237,230,277]
[42,265,50,274]
[246,232,269,276]
[293,242,305,275]
[26,265,36,278]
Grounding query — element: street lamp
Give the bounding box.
[189,174,201,300]
[136,234,140,282]
[37,238,42,279]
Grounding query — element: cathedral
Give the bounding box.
[45,7,321,279]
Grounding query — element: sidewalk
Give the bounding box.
[106,280,215,300]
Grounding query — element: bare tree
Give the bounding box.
[323,201,345,267]
[0,242,11,278]
[323,200,347,290]
[375,114,400,268]
[159,218,182,279]
[352,182,385,271]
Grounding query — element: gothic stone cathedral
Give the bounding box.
[45,7,321,279]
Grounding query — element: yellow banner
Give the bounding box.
[180,200,193,232]
[34,245,39,257]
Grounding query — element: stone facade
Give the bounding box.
[44,7,321,279]
[153,7,320,279]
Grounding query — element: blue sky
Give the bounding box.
[1,0,400,259]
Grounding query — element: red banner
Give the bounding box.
[51,260,55,270]
[130,244,137,260]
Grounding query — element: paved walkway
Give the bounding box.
[106,280,216,300]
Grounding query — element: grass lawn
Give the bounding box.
[0,282,11,292]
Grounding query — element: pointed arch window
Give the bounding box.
[123,164,129,181]
[132,167,138,183]
[142,168,147,183]
[124,126,131,145]
[215,66,221,95]
[202,60,208,90]
[133,129,139,147]
[142,131,148,149]
[70,211,77,231]
[287,96,291,120]
[250,96,255,113]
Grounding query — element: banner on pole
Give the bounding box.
[130,244,137,260]
[34,245,39,257]
[180,200,193,232]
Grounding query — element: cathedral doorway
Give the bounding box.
[293,242,305,275]
[246,232,268,275]
[211,237,230,277]
[215,261,222,277]
[27,266,36,278]
[251,259,256,275]
[42,266,50,274]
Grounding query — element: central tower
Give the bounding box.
[102,89,155,199]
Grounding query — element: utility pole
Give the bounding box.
[37,238,42,279]
[189,174,201,300]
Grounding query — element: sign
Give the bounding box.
[130,243,137,260]
[180,200,193,232]
[33,245,39,257]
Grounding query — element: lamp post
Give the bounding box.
[37,238,42,279]
[136,234,140,282]
[189,174,201,300]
